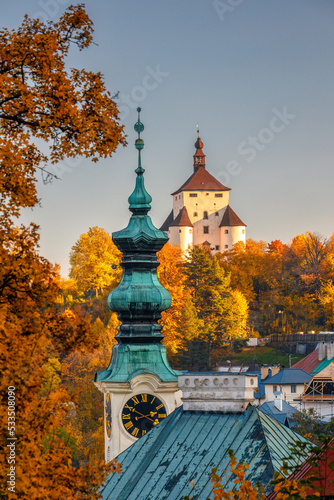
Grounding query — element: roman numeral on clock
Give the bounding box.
[156,404,164,410]
[132,427,139,437]
[124,421,133,430]
[122,413,131,420]
[131,396,139,405]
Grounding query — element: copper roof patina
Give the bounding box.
[101,404,310,500]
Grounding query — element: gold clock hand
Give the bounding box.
[131,409,155,422]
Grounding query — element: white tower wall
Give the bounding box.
[220,226,246,252]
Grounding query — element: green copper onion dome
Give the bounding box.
[107,108,172,344]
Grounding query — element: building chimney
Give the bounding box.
[178,373,257,412]
[319,342,326,361]
[271,366,280,376]
[261,365,269,380]
[274,391,283,412]
[327,342,334,361]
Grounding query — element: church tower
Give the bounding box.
[161,128,246,253]
[95,109,181,461]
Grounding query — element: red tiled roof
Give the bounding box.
[291,347,325,374]
[266,438,334,499]
[171,166,230,195]
[219,205,246,227]
[160,210,173,232]
[169,206,193,227]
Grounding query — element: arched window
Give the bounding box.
[203,211,208,219]
[193,212,198,217]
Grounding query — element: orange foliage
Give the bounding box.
[208,450,265,500]
[157,244,193,353]
[0,6,124,497]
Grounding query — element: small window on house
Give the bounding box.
[225,229,229,234]
[175,196,177,200]
[179,229,181,233]
[291,385,296,393]
[273,385,277,393]
[206,193,209,196]
[215,193,223,198]
[215,245,220,251]
[215,212,219,216]
[242,229,245,234]
[203,226,209,234]
[189,229,192,234]
[193,212,198,217]
[224,245,228,249]
[189,193,197,198]
[179,195,181,199]
[203,211,208,219]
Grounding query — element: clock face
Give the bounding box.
[121,394,167,439]
[105,393,111,438]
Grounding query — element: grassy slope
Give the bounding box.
[230,346,305,368]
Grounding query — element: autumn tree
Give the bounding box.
[183,246,248,367]
[0,5,124,498]
[157,243,194,354]
[69,226,122,297]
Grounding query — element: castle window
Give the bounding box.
[225,229,228,234]
[224,245,228,249]
[206,193,209,196]
[203,226,209,234]
[189,193,197,198]
[179,229,181,233]
[242,229,245,234]
[179,195,181,199]
[215,245,220,251]
[215,212,219,216]
[203,211,208,219]
[175,196,177,200]
[193,212,198,217]
[215,193,223,198]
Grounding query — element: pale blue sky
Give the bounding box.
[3,0,334,274]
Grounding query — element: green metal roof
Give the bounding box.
[101,405,309,499]
[311,356,333,376]
[95,344,179,383]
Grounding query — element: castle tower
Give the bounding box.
[95,109,181,461]
[160,129,246,253]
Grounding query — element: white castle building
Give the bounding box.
[160,130,246,254]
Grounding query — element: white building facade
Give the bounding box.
[160,131,246,254]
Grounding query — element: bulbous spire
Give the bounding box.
[107,108,172,344]
[193,125,206,171]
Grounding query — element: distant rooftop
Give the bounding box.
[262,368,312,385]
[291,347,325,374]
[259,400,298,427]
